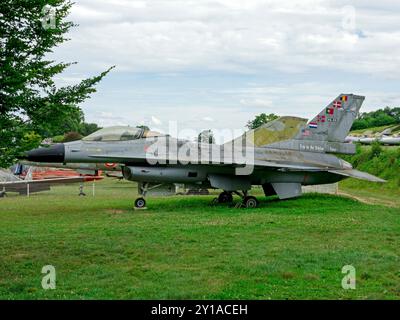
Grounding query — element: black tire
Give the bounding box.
[243,196,259,208]
[218,191,233,203]
[134,197,146,209]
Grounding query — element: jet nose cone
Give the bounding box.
[21,144,65,163]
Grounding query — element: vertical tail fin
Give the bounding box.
[264,94,365,154]
[296,94,365,143]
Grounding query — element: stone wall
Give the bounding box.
[302,183,339,195]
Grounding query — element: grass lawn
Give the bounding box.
[350,124,400,135]
[0,179,399,300]
[340,179,400,208]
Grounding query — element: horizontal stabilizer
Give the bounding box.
[328,169,386,183]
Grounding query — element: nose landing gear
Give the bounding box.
[134,197,147,209]
[134,182,149,210]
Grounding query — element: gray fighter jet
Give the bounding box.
[21,94,385,208]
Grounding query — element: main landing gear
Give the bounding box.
[241,196,259,208]
[218,191,233,203]
[214,190,259,208]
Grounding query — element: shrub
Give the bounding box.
[62,132,83,142]
[370,141,382,159]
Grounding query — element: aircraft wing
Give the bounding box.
[89,154,386,183]
[88,154,328,171]
[0,177,85,186]
[0,177,85,193]
[328,169,386,183]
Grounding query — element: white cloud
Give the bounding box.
[151,115,162,125]
[51,0,400,77]
[48,1,400,131]
[95,112,129,127]
[240,98,273,108]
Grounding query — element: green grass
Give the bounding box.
[340,179,400,207]
[351,124,400,135]
[0,179,399,300]
[341,146,400,190]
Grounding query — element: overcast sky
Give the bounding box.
[52,0,400,135]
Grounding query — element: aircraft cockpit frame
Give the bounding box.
[82,126,166,142]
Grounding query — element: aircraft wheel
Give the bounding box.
[243,196,259,208]
[134,197,146,209]
[218,191,233,203]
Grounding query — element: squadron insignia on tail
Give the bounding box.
[265,94,366,155]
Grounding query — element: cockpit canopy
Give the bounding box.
[82,126,164,142]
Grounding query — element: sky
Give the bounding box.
[51,0,400,137]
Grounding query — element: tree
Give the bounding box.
[352,106,400,130]
[370,140,382,159]
[79,122,102,137]
[0,0,113,167]
[62,131,82,142]
[246,113,279,130]
[198,130,215,144]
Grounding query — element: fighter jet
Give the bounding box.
[21,94,385,208]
